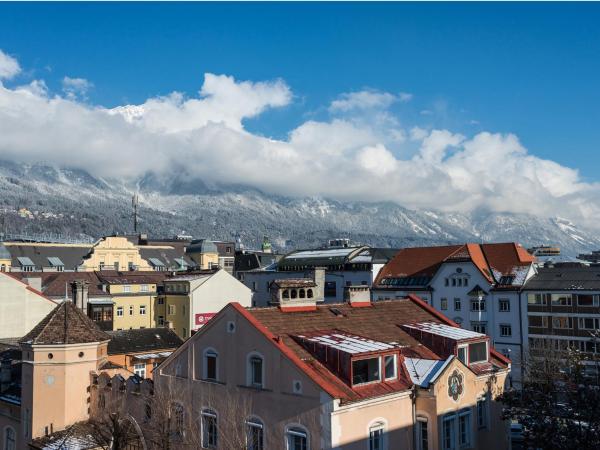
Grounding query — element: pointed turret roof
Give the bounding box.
[20,301,110,345]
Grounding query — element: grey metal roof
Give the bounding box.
[148,257,165,267]
[5,244,90,270]
[523,266,600,290]
[17,256,35,266]
[187,239,218,254]
[278,246,370,270]
[47,257,64,267]
[403,322,486,340]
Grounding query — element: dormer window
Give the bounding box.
[352,358,381,385]
[384,354,397,380]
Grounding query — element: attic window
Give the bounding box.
[352,357,381,385]
[468,342,488,364]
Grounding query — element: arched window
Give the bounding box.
[247,353,264,388]
[286,425,308,450]
[282,289,290,299]
[368,421,386,450]
[201,408,218,449]
[171,403,185,438]
[203,348,218,381]
[307,289,313,298]
[299,289,306,299]
[291,289,297,299]
[246,417,264,450]
[4,427,16,450]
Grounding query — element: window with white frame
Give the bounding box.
[457,346,467,365]
[168,304,176,315]
[477,396,488,429]
[158,297,165,305]
[116,306,123,317]
[443,409,472,450]
[134,363,146,378]
[470,298,486,311]
[471,322,487,334]
[454,298,461,311]
[499,299,510,312]
[139,305,146,315]
[4,427,16,450]
[384,354,397,380]
[576,294,599,307]
[441,298,448,310]
[203,349,218,381]
[141,284,149,292]
[158,315,164,326]
[416,417,428,450]
[552,316,573,329]
[369,421,386,450]
[248,354,264,388]
[578,317,600,330]
[286,426,308,450]
[246,417,264,450]
[123,285,131,293]
[201,409,218,449]
[500,324,512,337]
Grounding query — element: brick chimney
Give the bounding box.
[344,285,371,307]
[71,280,89,311]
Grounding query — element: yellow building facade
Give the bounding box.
[80,236,153,271]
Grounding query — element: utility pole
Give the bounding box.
[132,194,139,233]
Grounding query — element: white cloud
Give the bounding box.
[1,49,599,229]
[398,92,413,102]
[0,50,21,80]
[62,76,93,100]
[329,89,400,113]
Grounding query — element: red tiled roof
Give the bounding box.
[375,242,535,286]
[236,296,508,404]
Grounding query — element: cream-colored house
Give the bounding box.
[160,269,252,339]
[0,273,57,339]
[155,293,511,450]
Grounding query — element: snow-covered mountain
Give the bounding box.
[1,161,598,256]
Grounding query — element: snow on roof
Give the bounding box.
[47,256,64,267]
[133,351,172,360]
[286,247,359,259]
[403,322,486,341]
[404,358,446,387]
[297,331,395,355]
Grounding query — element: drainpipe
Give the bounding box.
[411,383,418,449]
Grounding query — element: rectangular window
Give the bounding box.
[246,420,264,450]
[384,354,397,380]
[442,415,456,450]
[529,315,548,328]
[457,278,462,287]
[454,298,461,311]
[552,316,573,329]
[499,299,510,312]
[134,363,146,378]
[500,324,512,337]
[417,418,428,450]
[577,294,598,307]
[141,284,149,292]
[352,357,381,385]
[250,356,263,387]
[139,305,146,315]
[578,317,599,330]
[464,278,468,287]
[114,262,119,271]
[452,278,456,287]
[324,281,337,297]
[527,293,548,305]
[551,293,572,306]
[123,285,131,293]
[477,397,488,429]
[458,410,471,447]
[129,305,134,316]
[445,278,449,286]
[201,411,218,449]
[116,306,123,317]
[457,346,467,364]
[471,299,486,311]
[468,341,487,363]
[472,322,487,334]
[441,298,448,310]
[287,430,307,450]
[205,351,217,381]
[158,316,164,326]
[168,305,176,315]
[158,297,165,305]
[369,425,384,450]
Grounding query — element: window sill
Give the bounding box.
[196,378,226,386]
[237,384,272,392]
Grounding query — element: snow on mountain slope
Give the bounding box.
[0,161,598,256]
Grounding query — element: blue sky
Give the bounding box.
[1,2,600,227]
[1,2,599,178]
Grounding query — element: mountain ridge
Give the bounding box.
[1,160,598,257]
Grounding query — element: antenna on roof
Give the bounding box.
[132,193,139,233]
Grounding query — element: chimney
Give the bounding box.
[0,358,11,394]
[273,279,318,312]
[345,285,371,308]
[313,267,325,301]
[24,277,42,292]
[71,280,89,311]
